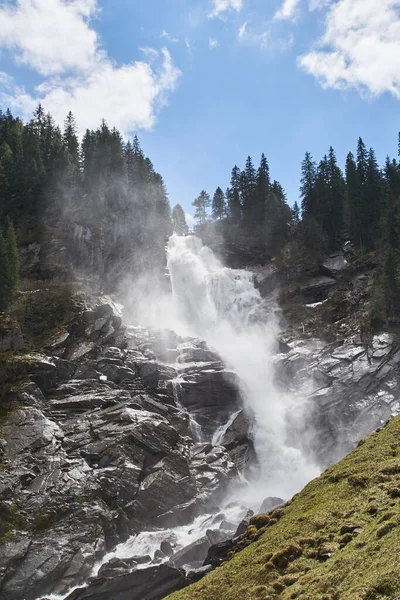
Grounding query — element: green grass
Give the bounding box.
[168,417,400,600]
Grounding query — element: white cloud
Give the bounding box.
[1,49,181,137]
[237,22,293,52]
[238,22,247,38]
[274,0,302,21]
[209,38,219,48]
[0,0,181,135]
[299,0,400,99]
[160,29,179,43]
[0,0,99,76]
[209,0,242,19]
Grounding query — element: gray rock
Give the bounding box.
[259,497,285,513]
[169,537,211,568]
[65,564,189,600]
[206,528,234,546]
[160,541,174,557]
[321,252,348,276]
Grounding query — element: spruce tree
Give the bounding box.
[192,190,211,226]
[256,153,269,240]
[63,111,79,165]
[300,152,317,219]
[241,156,257,227]
[212,187,226,220]
[346,152,362,245]
[172,204,189,235]
[292,201,300,223]
[326,146,345,249]
[227,166,241,224]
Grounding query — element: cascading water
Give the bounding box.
[165,234,319,502]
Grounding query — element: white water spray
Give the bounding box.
[165,235,319,502]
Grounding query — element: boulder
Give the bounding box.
[259,497,285,513]
[169,537,211,568]
[65,564,189,600]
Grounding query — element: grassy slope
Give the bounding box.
[168,417,400,600]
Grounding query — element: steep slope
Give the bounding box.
[168,416,400,600]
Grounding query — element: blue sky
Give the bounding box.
[1,0,400,221]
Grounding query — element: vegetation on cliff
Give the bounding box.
[168,416,400,600]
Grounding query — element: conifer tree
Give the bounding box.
[172,204,189,235]
[241,156,257,226]
[227,166,241,224]
[212,187,226,220]
[346,152,361,245]
[292,201,300,223]
[326,146,345,248]
[192,190,211,226]
[300,152,317,219]
[63,111,79,164]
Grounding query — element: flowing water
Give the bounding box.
[165,234,319,503]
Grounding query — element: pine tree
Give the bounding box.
[125,141,134,186]
[172,204,189,235]
[365,147,384,248]
[325,146,345,248]
[227,166,241,224]
[256,153,270,239]
[192,190,211,226]
[212,187,226,220]
[300,152,317,219]
[356,137,368,187]
[241,156,257,227]
[292,201,300,223]
[346,152,362,245]
[63,111,79,165]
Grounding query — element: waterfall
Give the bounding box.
[166,234,319,502]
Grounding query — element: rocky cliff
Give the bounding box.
[0,242,399,600]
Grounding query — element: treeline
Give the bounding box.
[184,136,400,326]
[0,106,172,291]
[189,154,292,256]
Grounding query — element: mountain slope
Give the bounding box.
[168,417,400,600]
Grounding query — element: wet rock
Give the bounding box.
[176,369,242,437]
[219,409,256,473]
[65,564,189,600]
[98,557,137,578]
[154,549,166,561]
[160,540,174,557]
[219,520,236,530]
[206,528,234,545]
[234,510,254,536]
[169,537,211,568]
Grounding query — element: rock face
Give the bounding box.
[276,333,400,465]
[0,300,253,600]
